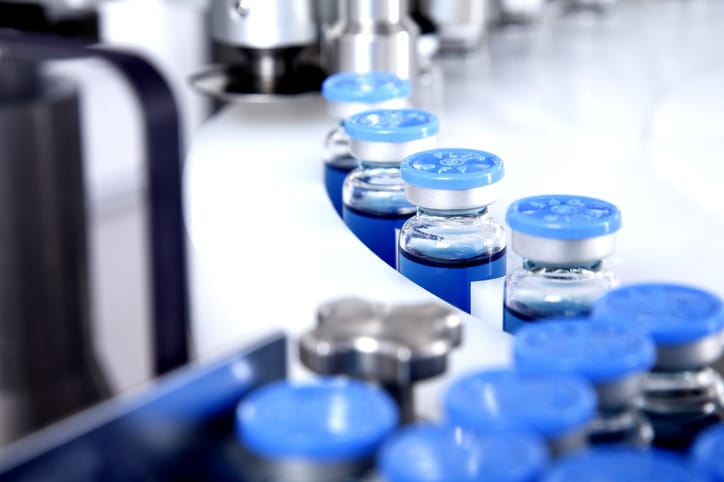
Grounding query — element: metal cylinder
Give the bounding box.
[242,449,373,482]
[418,0,488,52]
[345,0,406,22]
[0,62,109,445]
[211,0,317,49]
[405,183,504,211]
[205,0,325,100]
[511,231,617,266]
[325,0,419,80]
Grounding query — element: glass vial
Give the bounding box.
[593,283,724,453]
[322,72,411,217]
[443,369,597,457]
[542,446,704,482]
[513,319,656,447]
[235,378,399,482]
[398,148,506,323]
[378,423,548,482]
[342,108,439,268]
[503,194,622,334]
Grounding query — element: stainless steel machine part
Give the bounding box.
[0,59,109,445]
[299,296,462,423]
[418,0,488,53]
[198,0,324,101]
[324,0,419,80]
[210,0,317,49]
[1,0,99,19]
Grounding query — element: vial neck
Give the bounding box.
[523,259,604,272]
[418,206,488,218]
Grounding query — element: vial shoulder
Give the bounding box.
[505,265,620,297]
[402,215,506,241]
[343,166,406,191]
[504,269,620,319]
[399,213,507,261]
[323,125,355,167]
[343,167,414,214]
[402,212,506,234]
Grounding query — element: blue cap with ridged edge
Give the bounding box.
[322,71,412,104]
[344,108,439,143]
[506,194,621,240]
[592,283,724,345]
[513,319,656,384]
[542,446,708,482]
[379,423,548,482]
[443,369,596,439]
[400,148,505,190]
[236,377,398,462]
[691,424,724,482]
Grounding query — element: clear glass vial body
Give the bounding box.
[399,207,507,314]
[342,108,439,268]
[343,161,416,218]
[504,259,619,333]
[503,195,622,334]
[397,147,506,319]
[324,122,357,171]
[399,207,506,262]
[324,122,358,216]
[321,71,411,216]
[342,161,418,268]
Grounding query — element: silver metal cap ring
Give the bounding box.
[511,231,617,265]
[655,334,724,371]
[404,182,503,210]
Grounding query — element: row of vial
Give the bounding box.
[233,282,724,481]
[321,71,622,333]
[308,71,724,478]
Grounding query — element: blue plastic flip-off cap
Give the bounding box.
[379,423,548,482]
[543,446,708,482]
[322,71,411,103]
[400,148,505,190]
[344,108,439,143]
[506,195,621,240]
[236,378,398,462]
[513,319,656,383]
[691,424,724,481]
[592,283,724,345]
[443,369,596,439]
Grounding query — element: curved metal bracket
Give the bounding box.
[0,32,190,376]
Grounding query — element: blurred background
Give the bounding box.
[0,0,723,478]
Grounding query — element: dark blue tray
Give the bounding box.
[0,332,287,482]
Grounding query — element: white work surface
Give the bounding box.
[184,0,724,420]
